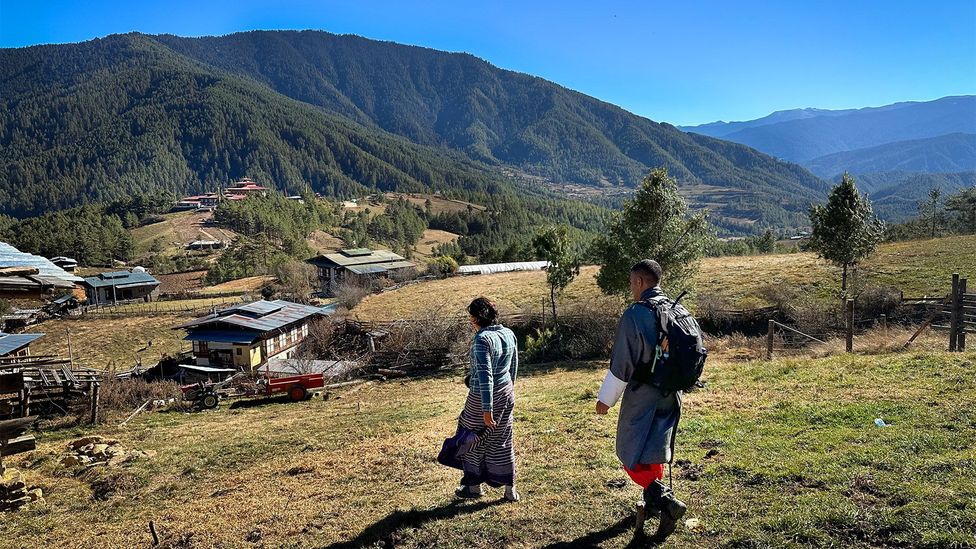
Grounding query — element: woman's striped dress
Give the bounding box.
[458,324,518,488]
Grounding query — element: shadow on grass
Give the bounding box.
[226,395,294,409]
[542,515,652,549]
[323,499,505,549]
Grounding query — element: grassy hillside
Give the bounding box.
[354,235,976,320]
[4,346,972,547]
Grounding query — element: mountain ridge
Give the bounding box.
[1,30,827,232]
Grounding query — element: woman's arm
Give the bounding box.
[472,333,494,413]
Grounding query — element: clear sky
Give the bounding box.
[1,0,974,125]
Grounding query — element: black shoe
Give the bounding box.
[643,480,687,541]
[653,494,687,540]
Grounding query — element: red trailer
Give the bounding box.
[182,371,325,409]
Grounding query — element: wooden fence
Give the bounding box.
[947,273,972,351]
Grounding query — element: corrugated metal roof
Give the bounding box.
[0,332,45,356]
[346,260,417,275]
[263,357,361,377]
[175,299,331,334]
[83,270,160,289]
[309,249,406,268]
[0,242,84,283]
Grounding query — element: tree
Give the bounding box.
[755,229,776,254]
[593,168,710,296]
[918,186,942,238]
[532,225,581,324]
[946,186,976,234]
[808,173,885,295]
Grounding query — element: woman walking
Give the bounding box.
[455,297,520,502]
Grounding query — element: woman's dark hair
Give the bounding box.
[468,297,499,328]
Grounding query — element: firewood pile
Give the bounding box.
[370,347,464,377]
[0,466,43,512]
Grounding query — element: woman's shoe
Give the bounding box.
[455,484,485,499]
[504,485,520,502]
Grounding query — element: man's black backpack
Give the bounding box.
[632,290,707,392]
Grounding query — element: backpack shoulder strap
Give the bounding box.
[636,295,671,341]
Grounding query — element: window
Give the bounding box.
[236,348,242,356]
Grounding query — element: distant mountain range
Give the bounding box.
[681,96,976,163]
[681,96,976,223]
[0,30,827,233]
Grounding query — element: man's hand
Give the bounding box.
[483,411,497,428]
[595,400,610,415]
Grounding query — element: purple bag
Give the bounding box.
[437,425,479,470]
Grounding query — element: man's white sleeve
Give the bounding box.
[597,370,628,407]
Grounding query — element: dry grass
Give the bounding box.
[412,229,460,259]
[3,347,973,548]
[354,235,976,321]
[29,315,191,371]
[307,230,346,254]
[354,265,605,321]
[198,276,276,295]
[130,211,238,260]
[387,192,486,215]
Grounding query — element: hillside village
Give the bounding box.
[1,5,974,547]
[0,166,974,546]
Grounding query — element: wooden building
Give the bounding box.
[175,300,334,370]
[0,242,85,301]
[307,248,416,294]
[82,270,160,305]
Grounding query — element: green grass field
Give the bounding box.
[355,235,976,320]
[4,342,973,548]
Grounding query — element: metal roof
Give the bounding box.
[83,270,160,289]
[177,364,237,374]
[309,249,406,268]
[182,330,258,344]
[346,260,417,275]
[0,242,84,282]
[262,357,361,377]
[175,299,331,334]
[0,332,45,356]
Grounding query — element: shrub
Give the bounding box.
[427,255,459,278]
[334,281,372,310]
[98,378,183,417]
[855,285,903,319]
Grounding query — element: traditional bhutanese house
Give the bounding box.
[307,248,416,294]
[82,269,160,305]
[224,178,268,199]
[0,242,85,301]
[0,332,43,358]
[175,300,333,370]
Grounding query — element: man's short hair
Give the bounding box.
[631,259,663,285]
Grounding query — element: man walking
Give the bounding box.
[596,259,687,541]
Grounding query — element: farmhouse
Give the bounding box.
[175,300,332,370]
[308,248,416,294]
[0,332,43,358]
[82,269,160,305]
[0,242,85,301]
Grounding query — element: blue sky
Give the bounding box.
[1,0,973,125]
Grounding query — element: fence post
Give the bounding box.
[949,273,960,352]
[90,382,100,425]
[960,278,968,352]
[766,320,775,360]
[846,298,855,353]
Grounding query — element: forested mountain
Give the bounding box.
[805,133,976,178]
[682,96,976,163]
[1,30,827,231]
[852,171,976,222]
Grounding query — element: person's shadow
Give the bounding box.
[542,516,660,549]
[322,499,504,549]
